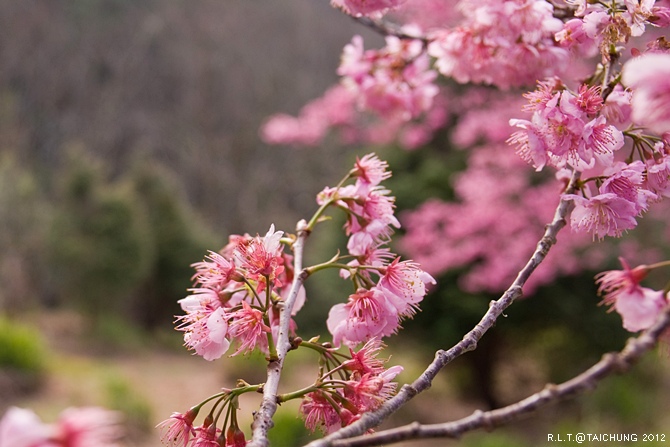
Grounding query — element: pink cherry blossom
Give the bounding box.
[600,161,657,213]
[645,149,670,197]
[300,391,341,433]
[351,153,392,186]
[601,85,633,129]
[177,289,231,361]
[342,338,388,375]
[0,407,50,447]
[614,287,667,332]
[624,0,656,37]
[595,257,650,304]
[339,35,438,121]
[510,83,623,171]
[622,53,670,135]
[563,193,639,239]
[191,251,237,290]
[156,409,198,447]
[233,224,285,290]
[327,288,400,347]
[55,407,123,447]
[227,301,271,355]
[343,367,402,413]
[191,424,220,447]
[331,0,406,17]
[377,257,435,317]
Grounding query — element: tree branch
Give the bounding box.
[349,15,429,43]
[248,219,310,447]
[304,170,581,447]
[332,304,670,446]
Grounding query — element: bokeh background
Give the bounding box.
[1,1,669,446]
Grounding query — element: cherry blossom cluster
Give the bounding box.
[157,382,259,447]
[595,257,670,332]
[555,0,670,58]
[317,154,435,346]
[297,339,403,433]
[509,79,624,172]
[158,154,435,444]
[0,406,122,447]
[330,0,406,18]
[428,0,569,89]
[261,36,446,150]
[177,224,303,361]
[508,50,670,240]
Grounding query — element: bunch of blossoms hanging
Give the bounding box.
[250,0,670,444]
[158,154,435,445]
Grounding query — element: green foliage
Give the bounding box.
[104,373,153,436]
[0,154,51,312]
[45,149,218,330]
[267,406,316,447]
[0,316,48,373]
[0,316,48,397]
[582,357,663,428]
[48,149,154,318]
[129,160,220,329]
[93,314,149,352]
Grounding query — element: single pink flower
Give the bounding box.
[0,407,51,447]
[233,224,285,289]
[55,407,122,447]
[300,391,341,433]
[600,161,657,213]
[622,53,670,135]
[327,288,399,347]
[377,258,435,317]
[191,251,238,290]
[576,115,623,169]
[177,289,230,361]
[344,365,403,413]
[645,150,670,197]
[156,409,198,447]
[342,338,387,375]
[191,424,219,447]
[577,84,603,115]
[352,153,391,186]
[563,193,638,239]
[227,301,271,355]
[508,119,549,171]
[624,0,656,36]
[595,257,650,305]
[614,287,667,332]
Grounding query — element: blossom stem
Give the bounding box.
[646,260,670,271]
[306,262,353,275]
[265,314,278,362]
[242,277,265,309]
[305,172,353,231]
[249,219,311,447]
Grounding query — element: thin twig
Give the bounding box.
[304,170,581,447]
[248,220,311,447]
[349,15,429,44]
[333,304,670,446]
